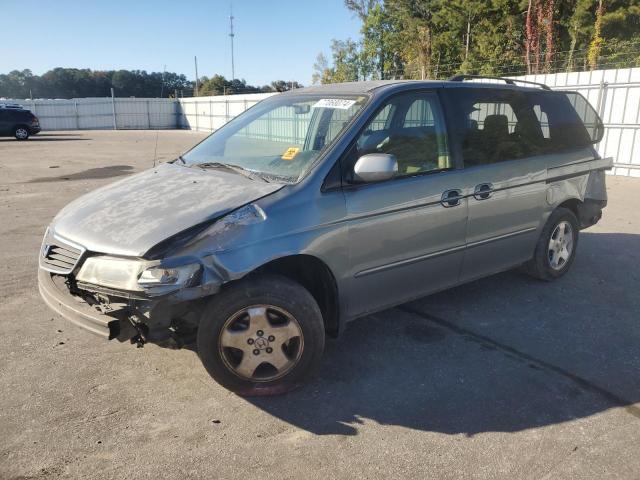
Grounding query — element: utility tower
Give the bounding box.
[229,6,235,80]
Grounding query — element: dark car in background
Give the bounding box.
[0,104,41,139]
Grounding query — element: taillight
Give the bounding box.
[31,116,39,126]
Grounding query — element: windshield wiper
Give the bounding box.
[194,162,270,182]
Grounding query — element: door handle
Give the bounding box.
[441,189,463,207]
[473,183,494,200]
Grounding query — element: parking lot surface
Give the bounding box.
[1,130,639,479]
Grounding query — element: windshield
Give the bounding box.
[180,94,368,183]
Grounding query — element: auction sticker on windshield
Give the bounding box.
[313,98,357,110]
[281,147,300,160]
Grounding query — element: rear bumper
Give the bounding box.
[30,126,41,135]
[579,198,607,229]
[38,269,116,338]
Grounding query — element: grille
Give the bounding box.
[40,236,84,274]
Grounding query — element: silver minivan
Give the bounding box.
[38,77,610,395]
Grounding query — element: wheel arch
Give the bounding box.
[251,254,341,337]
[555,197,603,229]
[556,198,581,219]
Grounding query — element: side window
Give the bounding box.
[527,92,603,152]
[469,102,517,133]
[445,88,545,167]
[403,99,434,127]
[353,92,451,179]
[368,104,394,131]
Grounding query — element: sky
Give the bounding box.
[0,0,362,86]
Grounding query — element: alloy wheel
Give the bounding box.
[15,128,29,139]
[218,305,304,382]
[548,220,574,270]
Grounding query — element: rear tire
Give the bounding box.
[197,274,325,396]
[14,126,30,140]
[524,207,579,281]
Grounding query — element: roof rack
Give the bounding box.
[448,74,551,90]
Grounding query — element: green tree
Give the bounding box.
[361,3,398,79]
[317,39,364,83]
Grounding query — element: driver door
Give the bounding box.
[343,91,469,318]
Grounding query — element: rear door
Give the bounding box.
[342,90,470,317]
[442,87,549,281]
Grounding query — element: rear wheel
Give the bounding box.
[14,126,30,140]
[197,274,325,396]
[524,207,579,281]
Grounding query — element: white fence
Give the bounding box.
[3,97,180,130]
[4,67,639,176]
[178,93,275,132]
[3,93,274,132]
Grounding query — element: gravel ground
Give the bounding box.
[1,130,639,479]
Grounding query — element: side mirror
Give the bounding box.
[353,153,398,183]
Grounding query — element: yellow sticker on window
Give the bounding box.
[281,147,300,160]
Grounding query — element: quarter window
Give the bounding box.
[527,91,603,151]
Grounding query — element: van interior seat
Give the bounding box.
[481,114,522,162]
[483,114,510,142]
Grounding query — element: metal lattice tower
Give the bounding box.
[229,7,235,80]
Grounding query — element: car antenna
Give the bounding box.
[153,130,159,168]
[153,65,167,168]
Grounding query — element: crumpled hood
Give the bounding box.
[52,162,281,257]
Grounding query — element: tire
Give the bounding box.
[524,207,580,281]
[197,274,325,396]
[14,126,30,140]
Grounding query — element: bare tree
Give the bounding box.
[344,0,380,22]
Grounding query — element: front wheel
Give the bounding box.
[524,207,580,281]
[14,126,30,140]
[197,274,325,396]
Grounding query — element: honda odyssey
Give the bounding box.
[38,77,610,395]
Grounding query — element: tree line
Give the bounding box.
[0,68,303,99]
[196,75,303,96]
[0,68,190,99]
[314,0,639,83]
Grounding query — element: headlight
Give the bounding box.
[76,256,201,295]
[138,264,200,288]
[76,256,144,291]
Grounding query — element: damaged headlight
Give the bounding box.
[76,256,201,295]
[137,264,200,288]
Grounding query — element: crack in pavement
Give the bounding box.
[398,305,640,419]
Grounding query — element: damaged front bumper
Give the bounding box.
[39,268,119,338]
[38,266,223,343]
